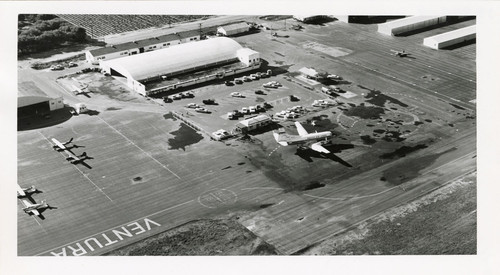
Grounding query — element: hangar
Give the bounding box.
[378,16,447,36]
[100,37,261,96]
[18,82,64,119]
[423,25,476,49]
[86,30,200,63]
[217,22,250,36]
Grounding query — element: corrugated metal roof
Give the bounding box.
[424,25,476,43]
[89,30,200,57]
[378,16,445,29]
[102,37,244,81]
[18,81,48,98]
[239,115,271,127]
[219,22,249,32]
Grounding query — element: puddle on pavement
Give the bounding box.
[167,123,203,151]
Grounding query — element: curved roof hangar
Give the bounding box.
[101,37,244,81]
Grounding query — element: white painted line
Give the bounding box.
[37,132,113,203]
[241,187,284,191]
[97,117,181,179]
[35,199,194,256]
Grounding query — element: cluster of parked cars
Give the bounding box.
[275,105,306,119]
[225,70,273,86]
[163,91,194,103]
[227,103,270,120]
[321,86,344,96]
[50,62,77,71]
[212,129,231,141]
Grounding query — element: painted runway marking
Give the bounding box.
[36,199,194,256]
[37,131,113,203]
[241,187,284,191]
[304,185,400,201]
[198,189,238,208]
[97,116,181,179]
[268,146,281,157]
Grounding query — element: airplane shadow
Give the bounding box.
[19,190,43,204]
[29,205,58,220]
[295,144,354,167]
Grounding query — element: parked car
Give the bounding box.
[241,107,249,114]
[234,78,243,84]
[225,80,234,86]
[181,91,194,98]
[186,103,199,108]
[195,107,210,113]
[254,90,265,95]
[68,62,78,68]
[249,106,257,113]
[50,64,64,71]
[250,74,259,80]
[212,129,231,140]
[327,74,342,80]
[289,95,300,102]
[202,98,216,105]
[230,92,244,97]
[243,76,252,82]
[227,112,235,120]
[162,96,173,103]
[172,94,182,100]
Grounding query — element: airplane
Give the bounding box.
[391,49,410,57]
[17,185,38,198]
[21,199,50,216]
[51,137,74,151]
[71,84,88,96]
[273,121,332,154]
[66,151,90,164]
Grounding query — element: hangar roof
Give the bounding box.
[378,16,445,29]
[18,81,49,98]
[102,37,244,81]
[89,30,201,57]
[424,25,476,43]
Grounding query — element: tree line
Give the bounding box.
[18,14,87,55]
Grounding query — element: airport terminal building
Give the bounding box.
[100,37,261,96]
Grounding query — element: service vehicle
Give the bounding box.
[195,107,210,113]
[231,92,244,97]
[186,103,199,108]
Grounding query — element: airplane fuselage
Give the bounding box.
[276,131,332,146]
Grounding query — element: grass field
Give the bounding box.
[303,172,476,255]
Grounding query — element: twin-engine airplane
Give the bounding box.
[66,151,89,164]
[273,121,332,154]
[21,199,50,216]
[391,49,411,57]
[51,138,74,151]
[17,185,38,198]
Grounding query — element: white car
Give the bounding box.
[195,107,210,113]
[250,74,259,80]
[327,74,342,80]
[186,103,199,108]
[241,107,249,114]
[230,92,244,97]
[249,106,257,113]
[213,129,231,140]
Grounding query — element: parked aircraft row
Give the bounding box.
[17,184,52,217]
[51,138,90,164]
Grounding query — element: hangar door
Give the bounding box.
[18,101,50,119]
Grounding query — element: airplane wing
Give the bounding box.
[295,121,309,136]
[17,185,26,197]
[51,138,64,149]
[30,209,40,216]
[311,142,330,154]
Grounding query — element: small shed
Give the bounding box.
[217,22,250,36]
[234,115,272,134]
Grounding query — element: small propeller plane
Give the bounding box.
[391,49,410,57]
[66,151,89,164]
[21,199,50,216]
[17,185,38,198]
[273,121,332,154]
[51,138,74,151]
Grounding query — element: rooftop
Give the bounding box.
[424,25,476,43]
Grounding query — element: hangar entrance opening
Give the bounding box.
[18,101,50,119]
[110,68,126,78]
[139,47,145,53]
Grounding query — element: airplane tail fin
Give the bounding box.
[80,152,87,158]
[65,138,73,145]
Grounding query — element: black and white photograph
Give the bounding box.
[2,1,500,275]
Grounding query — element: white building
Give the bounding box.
[18,83,64,118]
[423,25,476,49]
[234,115,272,133]
[378,16,447,36]
[100,37,261,96]
[86,30,201,63]
[217,22,250,36]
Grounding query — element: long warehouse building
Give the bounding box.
[100,37,261,96]
[423,25,476,49]
[378,16,447,36]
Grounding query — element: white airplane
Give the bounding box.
[273,121,332,154]
[17,185,37,198]
[71,84,87,95]
[51,138,74,151]
[391,49,410,57]
[21,199,49,216]
[66,151,89,164]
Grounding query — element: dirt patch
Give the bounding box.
[360,135,377,145]
[163,113,177,121]
[379,144,428,159]
[359,87,408,108]
[303,181,326,191]
[344,105,385,119]
[381,147,456,186]
[105,218,278,256]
